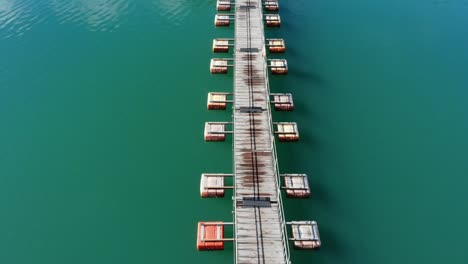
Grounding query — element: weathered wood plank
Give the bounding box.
[232,1,288,263]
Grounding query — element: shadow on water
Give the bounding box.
[295,126,316,147]
[292,229,349,263]
[283,158,350,263]
[271,18,346,259]
[288,64,326,87]
[269,55,327,92]
[317,226,349,261]
[285,178,351,263]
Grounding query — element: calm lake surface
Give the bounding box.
[1,0,468,263]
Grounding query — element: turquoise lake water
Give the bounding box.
[1,0,468,263]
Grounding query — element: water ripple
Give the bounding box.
[0,0,197,38]
[49,0,130,32]
[152,0,190,27]
[0,0,47,39]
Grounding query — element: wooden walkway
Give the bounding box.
[233,1,290,263]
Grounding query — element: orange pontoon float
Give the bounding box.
[204,122,227,141]
[197,222,225,250]
[265,14,281,27]
[276,122,299,142]
[272,93,294,111]
[283,174,310,198]
[264,1,279,12]
[216,0,231,11]
[200,174,225,198]
[289,221,321,249]
[268,39,286,53]
[207,93,228,110]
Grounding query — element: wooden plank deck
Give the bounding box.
[233,1,289,263]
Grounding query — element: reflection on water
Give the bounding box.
[0,0,18,29]
[0,0,14,14]
[49,0,130,32]
[0,0,41,39]
[0,0,196,38]
[152,0,190,26]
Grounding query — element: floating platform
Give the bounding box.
[216,0,232,11]
[212,39,232,53]
[200,173,226,198]
[264,1,279,12]
[204,122,227,141]
[276,122,299,142]
[271,93,294,111]
[290,221,321,249]
[283,174,310,198]
[265,14,281,27]
[269,59,288,75]
[215,14,232,27]
[197,222,225,250]
[199,1,321,262]
[210,59,231,74]
[267,38,286,53]
[207,92,230,110]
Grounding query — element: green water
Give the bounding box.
[1,0,468,263]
